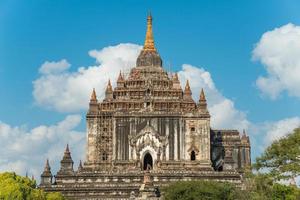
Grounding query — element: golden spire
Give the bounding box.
[143,14,156,51]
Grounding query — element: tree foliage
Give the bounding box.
[0,172,65,200]
[45,192,65,200]
[243,172,300,200]
[163,175,300,200]
[163,180,243,200]
[254,128,300,180]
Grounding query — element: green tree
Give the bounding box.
[163,180,242,200]
[244,172,276,200]
[243,171,300,200]
[272,183,300,200]
[163,175,300,200]
[254,128,300,180]
[46,192,65,200]
[0,172,65,200]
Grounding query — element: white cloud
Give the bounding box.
[259,117,300,145]
[39,59,71,74]
[249,117,300,156]
[178,64,249,131]
[0,115,85,181]
[209,99,249,131]
[33,43,142,112]
[253,23,300,99]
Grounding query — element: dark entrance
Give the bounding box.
[191,150,196,161]
[143,152,153,170]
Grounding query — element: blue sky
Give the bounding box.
[0,1,300,179]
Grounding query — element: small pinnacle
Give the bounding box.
[117,71,124,82]
[184,80,191,94]
[243,129,246,136]
[78,160,83,171]
[186,80,190,87]
[90,88,97,101]
[200,88,206,101]
[44,159,51,172]
[66,144,70,152]
[173,73,179,81]
[107,79,112,89]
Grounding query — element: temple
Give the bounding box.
[40,14,251,200]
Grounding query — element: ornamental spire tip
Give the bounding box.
[143,13,156,52]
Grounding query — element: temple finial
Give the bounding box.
[183,80,193,101]
[117,71,124,82]
[44,159,51,172]
[78,160,83,172]
[90,88,97,101]
[200,88,206,101]
[66,144,69,152]
[104,79,113,100]
[242,129,247,138]
[173,73,179,81]
[143,13,156,51]
[41,158,52,185]
[198,88,208,112]
[184,80,191,94]
[106,79,113,91]
[241,130,249,142]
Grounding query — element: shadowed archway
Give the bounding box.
[191,150,196,161]
[143,152,153,170]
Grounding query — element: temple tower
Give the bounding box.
[40,159,52,185]
[184,89,211,169]
[57,144,74,175]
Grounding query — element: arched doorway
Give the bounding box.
[191,150,196,161]
[143,152,153,170]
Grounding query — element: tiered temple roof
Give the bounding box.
[88,15,211,114]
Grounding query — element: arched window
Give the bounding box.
[191,151,196,161]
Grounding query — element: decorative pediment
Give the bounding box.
[138,123,159,137]
[129,122,163,152]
